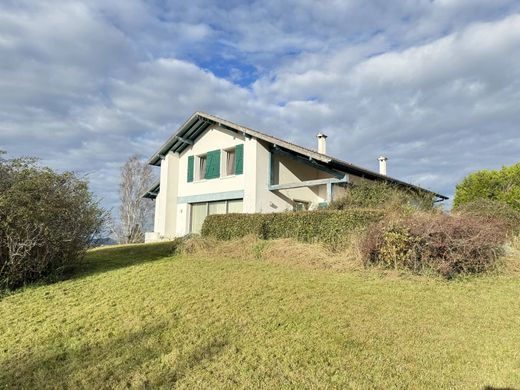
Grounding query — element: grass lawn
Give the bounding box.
[1,242,519,389]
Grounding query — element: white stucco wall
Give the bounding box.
[175,203,189,236]
[153,151,179,239]
[252,140,293,213]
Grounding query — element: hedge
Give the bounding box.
[201,209,384,250]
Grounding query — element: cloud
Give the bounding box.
[1,0,519,213]
[249,14,520,198]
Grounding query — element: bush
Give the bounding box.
[328,180,435,212]
[201,209,383,250]
[454,198,520,234]
[360,212,508,278]
[454,162,520,212]
[0,155,106,290]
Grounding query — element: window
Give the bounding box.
[224,148,236,176]
[190,203,208,234]
[227,199,243,213]
[189,146,240,182]
[293,200,310,211]
[196,155,207,181]
[208,201,226,215]
[190,199,244,233]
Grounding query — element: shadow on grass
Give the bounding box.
[0,318,230,388]
[0,241,180,299]
[65,241,179,280]
[483,387,518,390]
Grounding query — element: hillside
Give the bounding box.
[1,242,519,389]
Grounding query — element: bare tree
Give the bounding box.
[114,155,154,244]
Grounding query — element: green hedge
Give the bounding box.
[201,209,383,250]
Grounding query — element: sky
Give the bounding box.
[1,0,520,212]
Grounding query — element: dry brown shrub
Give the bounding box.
[454,199,520,235]
[361,212,508,278]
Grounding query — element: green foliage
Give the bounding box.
[328,180,435,211]
[454,162,520,211]
[378,227,422,271]
[0,155,106,290]
[201,209,383,250]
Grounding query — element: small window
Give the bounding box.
[196,155,207,180]
[224,148,236,176]
[293,200,310,211]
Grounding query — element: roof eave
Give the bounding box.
[142,179,160,199]
[147,112,205,166]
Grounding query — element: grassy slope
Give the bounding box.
[1,243,519,389]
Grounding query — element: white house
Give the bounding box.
[144,112,447,242]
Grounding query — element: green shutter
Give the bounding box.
[187,155,194,182]
[205,149,221,179]
[235,144,244,175]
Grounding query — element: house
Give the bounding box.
[143,112,447,242]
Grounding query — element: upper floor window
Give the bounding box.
[187,144,243,183]
[196,155,207,180]
[223,147,236,176]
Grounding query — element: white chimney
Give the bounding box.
[378,156,388,175]
[317,132,328,154]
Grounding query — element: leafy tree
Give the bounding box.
[0,153,107,290]
[454,162,520,211]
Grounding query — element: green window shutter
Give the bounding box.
[235,144,244,175]
[205,149,221,179]
[187,155,194,182]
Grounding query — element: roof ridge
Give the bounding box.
[147,111,448,200]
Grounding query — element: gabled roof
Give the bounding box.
[146,112,448,200]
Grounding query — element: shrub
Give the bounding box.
[0,155,107,290]
[360,212,507,278]
[328,180,435,212]
[454,162,520,212]
[201,209,383,250]
[454,198,520,234]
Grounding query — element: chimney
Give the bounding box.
[317,132,328,154]
[378,156,388,175]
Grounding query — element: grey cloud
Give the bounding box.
[1,0,519,213]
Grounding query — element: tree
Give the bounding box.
[0,153,107,290]
[113,155,155,243]
[454,162,520,211]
